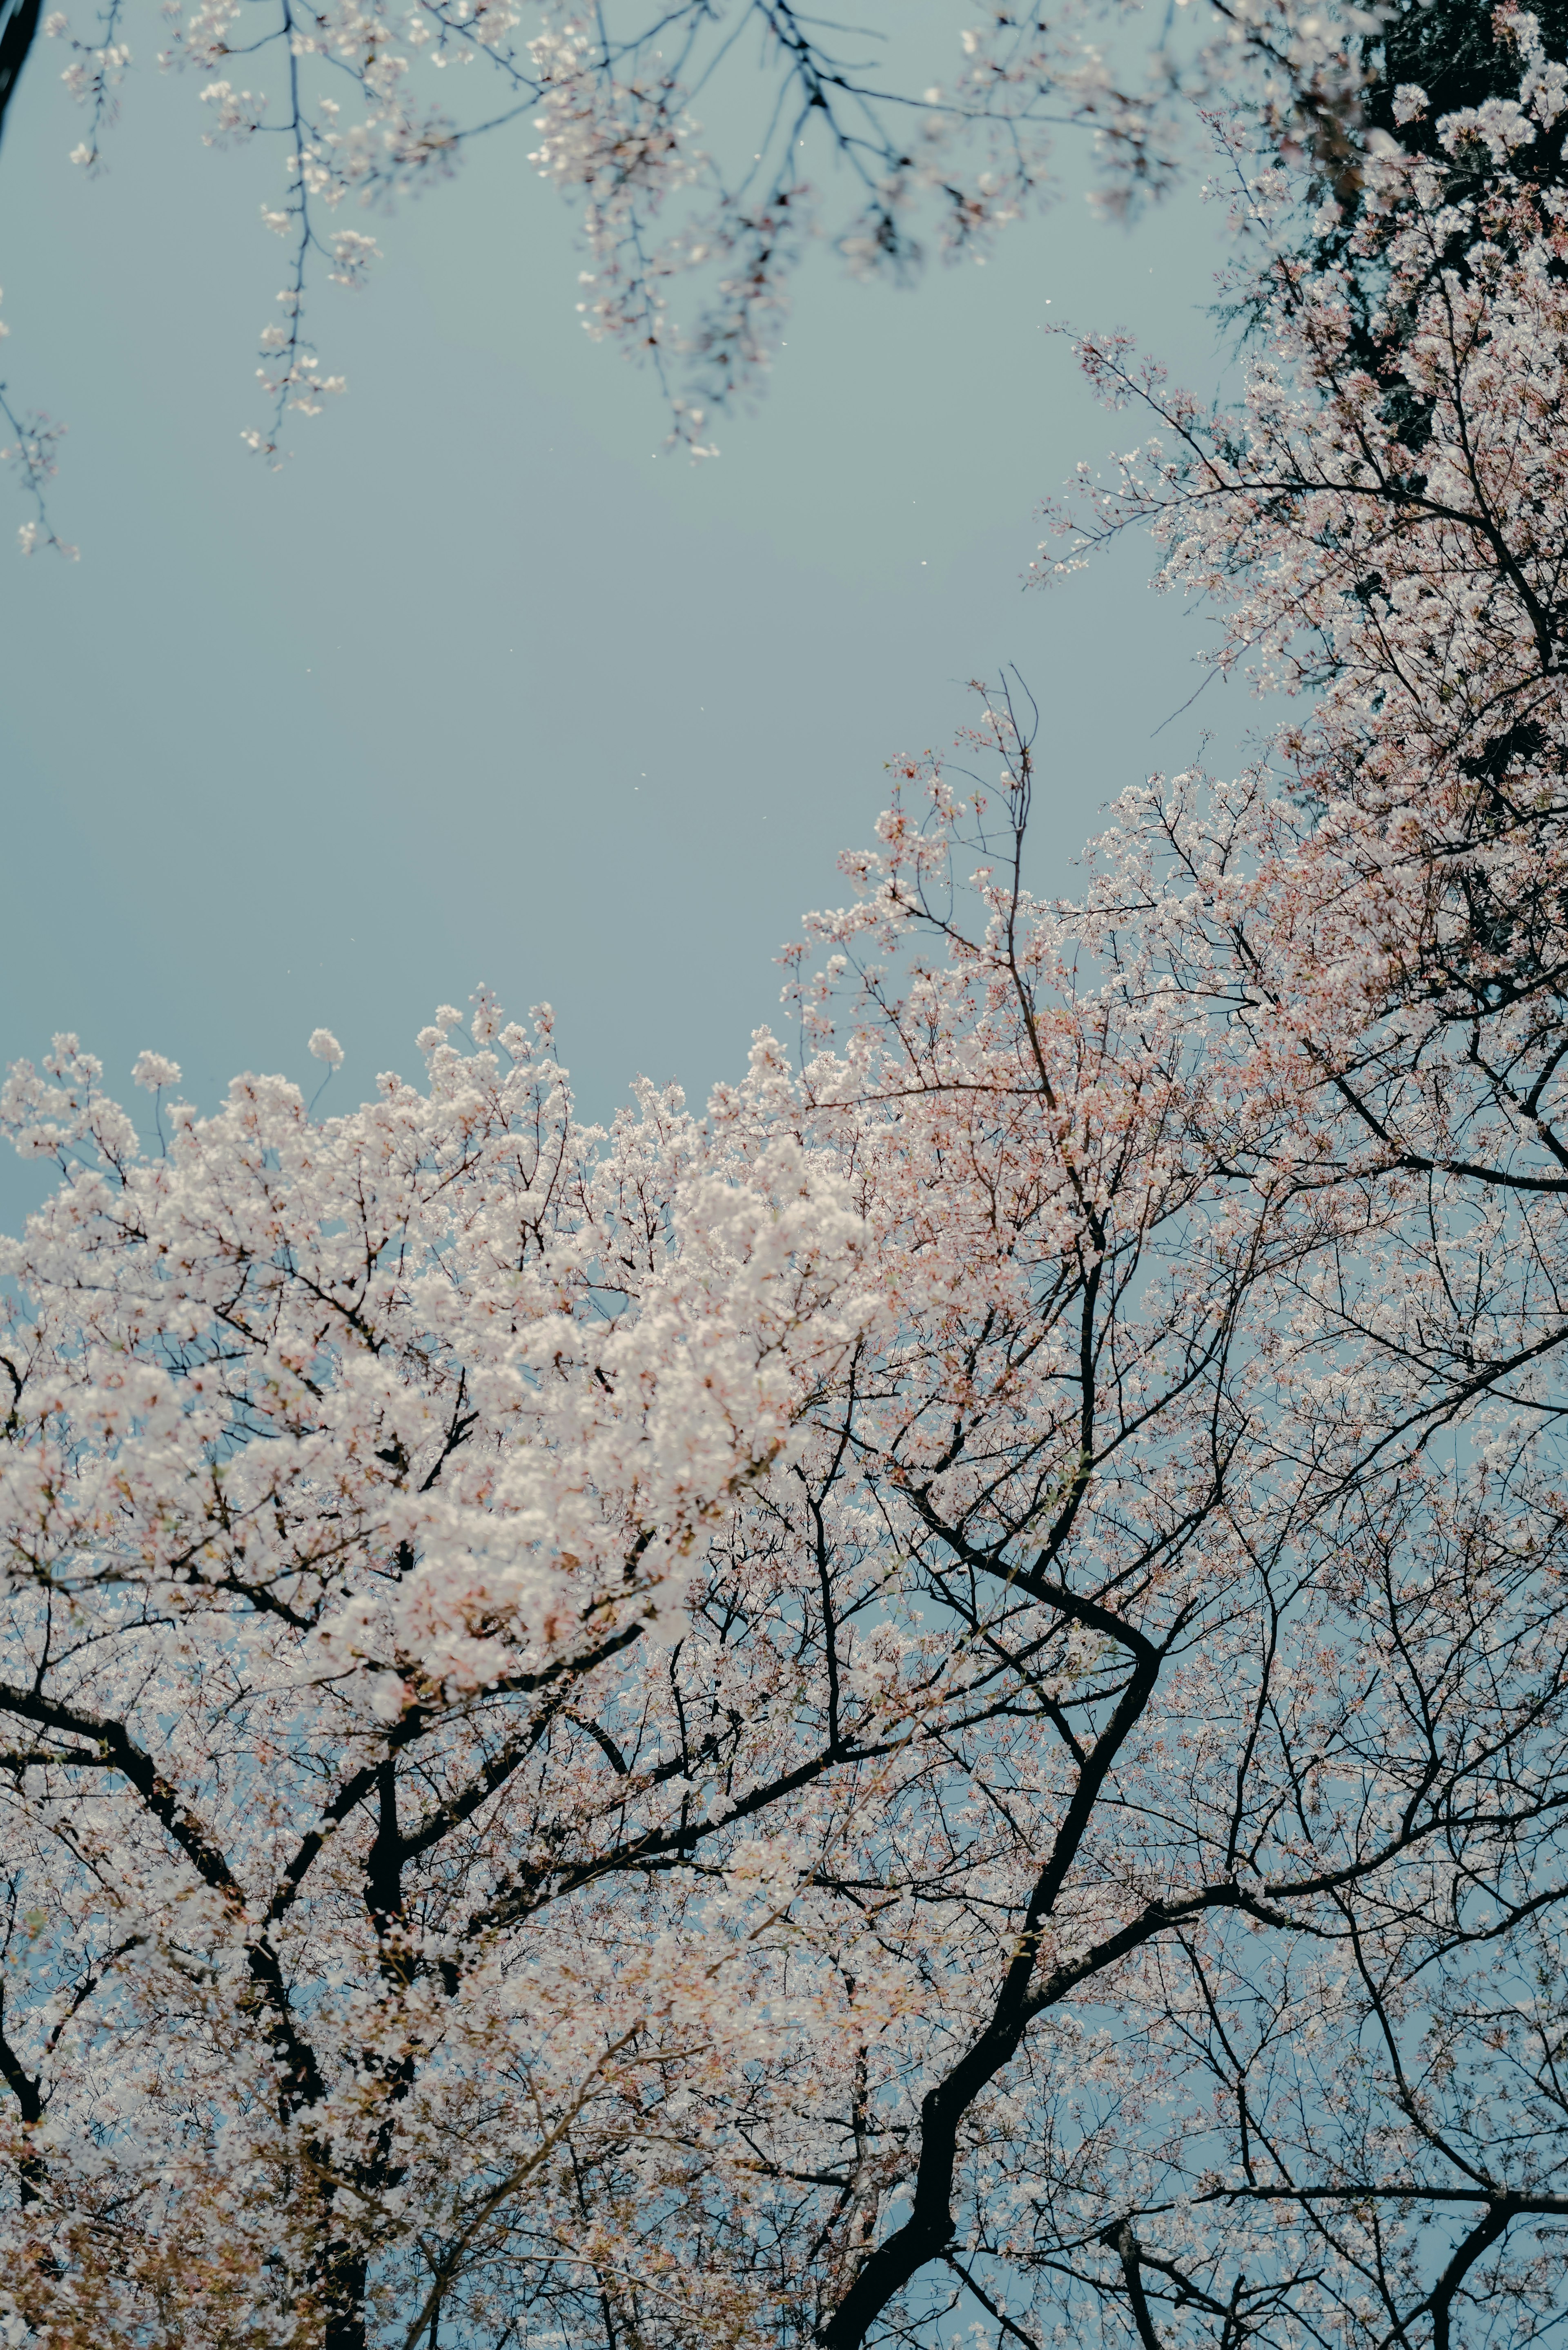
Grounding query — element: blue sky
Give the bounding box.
[0,22,1263,1220]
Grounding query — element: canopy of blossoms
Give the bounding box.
[2,10,1566,2350]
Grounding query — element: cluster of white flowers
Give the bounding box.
[4,8,1568,2348]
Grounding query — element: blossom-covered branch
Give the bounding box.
[6,0,1391,493]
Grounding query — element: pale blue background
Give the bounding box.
[0,20,1259,1217]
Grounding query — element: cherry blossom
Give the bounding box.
[1,0,1387,512]
[3,11,1567,2348]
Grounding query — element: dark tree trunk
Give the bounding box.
[0,0,40,152]
[322,2245,369,2350]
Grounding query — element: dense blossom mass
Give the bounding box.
[3,4,1568,2348]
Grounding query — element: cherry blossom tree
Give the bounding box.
[0,0,1393,543]
[5,0,1550,545]
[0,1001,918,2346]
[3,0,1560,545]
[2,14,1568,2350]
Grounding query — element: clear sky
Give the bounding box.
[0,19,1263,1222]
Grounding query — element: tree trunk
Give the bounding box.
[0,0,40,150]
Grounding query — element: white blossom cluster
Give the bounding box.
[3,9,1568,2348]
